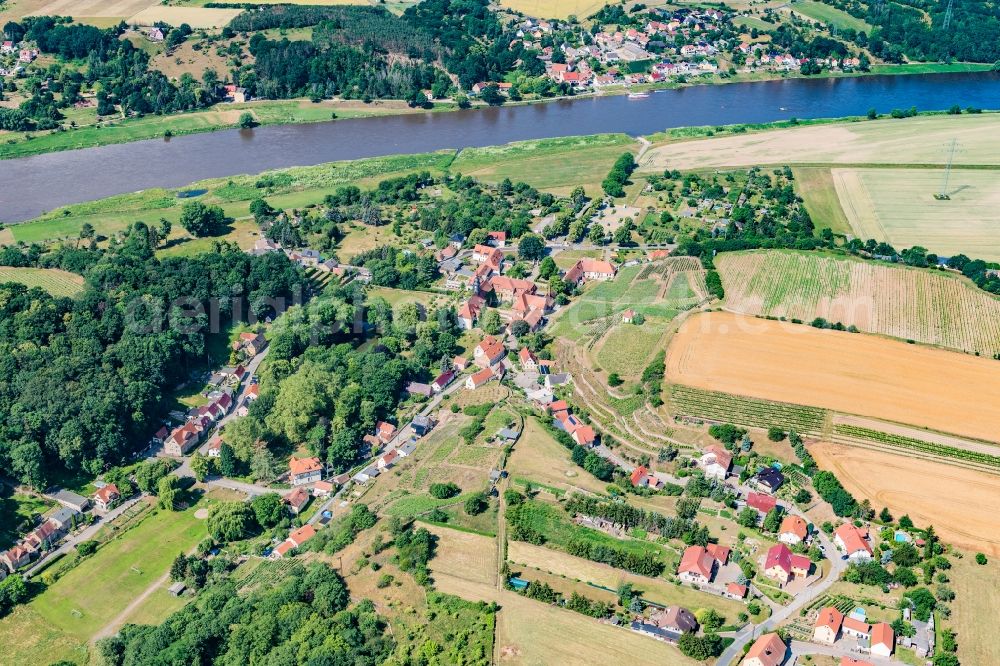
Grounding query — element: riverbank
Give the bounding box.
[0,61,992,161]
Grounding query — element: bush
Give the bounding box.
[429,482,460,499]
[975,552,988,565]
[767,427,786,442]
[464,492,488,515]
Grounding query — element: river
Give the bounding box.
[3,70,1000,222]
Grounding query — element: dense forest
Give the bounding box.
[96,562,393,665]
[822,0,1000,62]
[0,225,304,487]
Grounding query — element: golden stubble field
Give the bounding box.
[639,114,1000,170]
[811,442,1000,556]
[666,312,1000,442]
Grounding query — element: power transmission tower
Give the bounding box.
[936,139,958,200]
[943,0,954,29]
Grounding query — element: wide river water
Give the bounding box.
[3,70,1000,222]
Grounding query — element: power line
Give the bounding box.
[935,139,958,200]
[943,0,954,30]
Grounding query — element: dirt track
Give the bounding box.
[666,312,1000,442]
[812,442,1000,556]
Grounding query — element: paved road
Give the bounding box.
[21,495,145,578]
[716,493,847,666]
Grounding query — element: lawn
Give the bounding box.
[787,0,872,31]
[367,286,449,310]
[0,500,207,664]
[792,166,851,235]
[450,134,636,197]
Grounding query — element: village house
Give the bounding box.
[222,84,248,103]
[512,292,552,316]
[233,331,268,357]
[763,543,811,584]
[453,355,470,371]
[834,524,873,562]
[677,545,716,585]
[706,543,730,565]
[621,309,637,324]
[376,421,397,444]
[488,275,536,302]
[778,515,809,545]
[700,444,732,480]
[743,633,787,666]
[629,466,663,490]
[93,484,121,512]
[458,295,485,330]
[474,335,506,368]
[518,347,539,370]
[147,27,164,42]
[377,449,399,470]
[432,369,455,393]
[651,606,698,634]
[842,615,871,640]
[164,417,210,456]
[0,544,33,573]
[312,480,335,497]
[50,489,90,512]
[813,606,844,644]
[284,487,311,515]
[564,259,617,285]
[25,520,63,551]
[870,622,894,658]
[206,436,223,458]
[752,467,785,493]
[724,582,747,599]
[289,456,323,486]
[486,230,507,247]
[745,491,777,516]
[272,524,317,558]
[411,415,434,437]
[466,366,499,390]
[48,507,80,532]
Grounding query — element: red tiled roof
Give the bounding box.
[815,606,845,632]
[745,633,786,666]
[842,616,870,635]
[764,543,793,574]
[288,524,316,546]
[780,515,809,540]
[285,487,310,508]
[871,622,893,649]
[746,492,777,513]
[94,484,120,504]
[726,582,747,597]
[678,545,714,579]
[835,523,873,556]
[289,456,322,476]
[705,543,730,564]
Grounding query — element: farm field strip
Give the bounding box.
[716,250,1000,355]
[811,443,1000,556]
[668,385,826,433]
[639,114,1000,170]
[666,312,1000,442]
[831,168,1000,262]
[833,424,1000,470]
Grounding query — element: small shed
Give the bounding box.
[168,581,186,596]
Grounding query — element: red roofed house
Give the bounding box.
[834,524,873,563]
[0,544,33,572]
[842,616,871,639]
[284,487,311,515]
[234,331,267,357]
[629,466,662,490]
[153,426,169,444]
[677,545,716,585]
[93,484,121,512]
[377,449,398,470]
[763,543,811,584]
[312,480,335,497]
[466,366,498,390]
[164,418,209,456]
[746,491,777,515]
[813,606,845,644]
[512,292,552,315]
[518,347,539,370]
[870,622,894,658]
[705,543,730,565]
[547,399,569,414]
[489,275,536,302]
[289,456,323,486]
[474,335,506,368]
[621,308,636,323]
[725,582,747,599]
[432,369,456,392]
[570,423,596,447]
[743,632,786,666]
[564,259,617,285]
[778,515,809,545]
[472,244,499,263]
[700,445,732,481]
[206,436,223,458]
[486,230,507,247]
[453,356,470,371]
[377,422,398,443]
[272,524,317,558]
[458,295,485,330]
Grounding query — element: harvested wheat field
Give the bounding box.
[424,523,497,590]
[128,6,241,28]
[716,250,1000,355]
[666,312,1000,442]
[639,114,1000,170]
[832,168,1000,262]
[494,588,691,666]
[811,442,1000,556]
